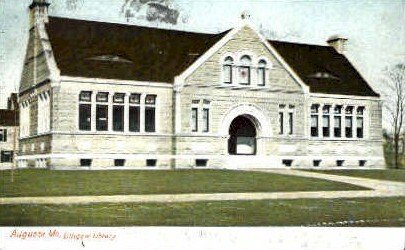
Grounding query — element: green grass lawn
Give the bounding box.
[1,197,403,226]
[0,169,367,197]
[307,169,405,182]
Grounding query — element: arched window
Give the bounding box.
[239,55,252,85]
[223,56,234,84]
[257,59,267,86]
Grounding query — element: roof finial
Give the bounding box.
[240,11,251,20]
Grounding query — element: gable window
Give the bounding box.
[257,59,267,86]
[223,56,233,84]
[333,105,342,137]
[79,91,92,131]
[0,129,7,142]
[239,55,251,85]
[310,104,319,137]
[96,92,108,131]
[345,106,353,138]
[322,105,331,137]
[113,93,125,132]
[129,93,140,132]
[145,95,156,132]
[1,150,13,163]
[357,106,364,138]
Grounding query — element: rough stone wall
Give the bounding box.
[178,25,306,157]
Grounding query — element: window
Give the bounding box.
[257,59,267,86]
[334,105,342,137]
[96,105,108,131]
[129,93,141,104]
[278,112,284,135]
[191,108,198,132]
[114,159,125,167]
[80,159,92,167]
[96,92,108,102]
[310,104,319,137]
[322,105,331,137]
[79,91,92,131]
[113,93,125,132]
[334,116,342,137]
[196,159,208,167]
[113,106,124,131]
[79,104,91,131]
[129,93,140,132]
[37,91,50,134]
[79,91,91,102]
[239,55,251,85]
[336,160,344,167]
[345,106,353,138]
[357,117,364,138]
[145,95,156,132]
[359,160,366,167]
[20,102,30,137]
[96,92,108,131]
[357,107,364,138]
[146,159,157,167]
[311,115,318,137]
[288,112,293,135]
[113,93,125,104]
[223,56,233,84]
[202,108,209,132]
[0,150,13,163]
[0,129,7,142]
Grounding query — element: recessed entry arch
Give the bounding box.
[228,115,257,155]
[220,104,272,155]
[219,104,272,137]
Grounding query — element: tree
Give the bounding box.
[384,63,405,168]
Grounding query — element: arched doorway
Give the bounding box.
[228,115,257,155]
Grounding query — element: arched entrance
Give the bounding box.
[228,115,257,155]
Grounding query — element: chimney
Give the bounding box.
[29,0,50,28]
[327,35,348,54]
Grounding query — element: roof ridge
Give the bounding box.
[268,39,331,48]
[48,16,222,36]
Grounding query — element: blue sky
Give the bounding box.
[0,0,404,109]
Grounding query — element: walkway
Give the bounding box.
[1,170,404,205]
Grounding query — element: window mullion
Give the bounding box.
[107,93,113,132]
[91,93,96,132]
[124,93,129,133]
[140,94,145,133]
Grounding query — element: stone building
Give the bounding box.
[17,0,384,169]
[0,93,19,169]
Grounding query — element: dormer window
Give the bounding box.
[223,56,233,84]
[86,55,133,64]
[239,55,251,85]
[257,59,267,86]
[309,72,339,80]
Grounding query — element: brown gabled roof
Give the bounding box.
[268,40,379,97]
[46,16,229,83]
[0,110,19,126]
[46,16,379,97]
